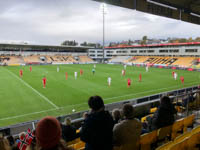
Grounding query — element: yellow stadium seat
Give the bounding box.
[187,132,200,150]
[157,125,172,142]
[140,130,157,150]
[174,131,191,143]
[141,114,153,123]
[171,119,184,140]
[191,125,200,134]
[150,107,157,113]
[169,137,188,150]
[155,141,173,150]
[76,129,80,133]
[183,114,195,132]
[67,138,80,148]
[74,141,85,149]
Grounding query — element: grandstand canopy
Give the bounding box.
[93,0,200,25]
[0,43,91,52]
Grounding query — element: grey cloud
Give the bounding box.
[0,0,200,45]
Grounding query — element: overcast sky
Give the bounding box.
[0,0,200,45]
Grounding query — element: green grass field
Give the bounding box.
[0,64,199,127]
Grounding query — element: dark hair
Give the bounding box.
[112,109,121,121]
[88,96,104,111]
[160,96,171,107]
[122,104,135,119]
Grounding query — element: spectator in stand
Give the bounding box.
[83,112,89,120]
[112,108,122,125]
[80,95,114,150]
[6,136,14,147]
[113,103,142,150]
[0,135,10,150]
[62,117,79,142]
[27,116,73,150]
[26,131,36,150]
[151,96,177,130]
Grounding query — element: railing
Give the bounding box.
[0,85,199,137]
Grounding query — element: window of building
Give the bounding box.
[169,49,179,53]
[185,49,198,53]
[139,50,146,53]
[131,50,137,53]
[147,50,154,53]
[159,50,168,53]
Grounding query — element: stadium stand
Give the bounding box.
[124,56,200,68]
[23,55,45,63]
[45,55,77,63]
[4,56,24,66]
[172,57,197,67]
[109,56,131,63]
[78,55,94,63]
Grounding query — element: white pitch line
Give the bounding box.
[0,81,199,121]
[4,68,59,109]
[0,108,57,121]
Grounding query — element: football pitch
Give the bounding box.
[0,64,199,127]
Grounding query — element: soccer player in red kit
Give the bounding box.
[180,76,184,85]
[139,73,142,82]
[80,69,83,76]
[19,69,23,77]
[30,66,32,72]
[42,76,47,88]
[65,72,68,80]
[127,78,131,88]
[172,71,175,78]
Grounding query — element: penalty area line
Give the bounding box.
[4,68,59,109]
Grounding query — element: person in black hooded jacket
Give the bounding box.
[151,96,177,130]
[80,95,114,150]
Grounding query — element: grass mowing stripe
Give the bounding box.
[1,82,198,121]
[4,68,59,109]
[103,81,199,101]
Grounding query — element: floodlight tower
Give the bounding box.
[100,3,107,63]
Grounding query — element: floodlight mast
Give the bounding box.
[100,3,107,63]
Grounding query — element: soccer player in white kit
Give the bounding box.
[124,64,127,70]
[57,66,59,72]
[94,64,96,68]
[107,77,111,86]
[74,72,77,79]
[174,72,177,80]
[146,65,149,72]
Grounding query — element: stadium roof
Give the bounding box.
[93,0,200,25]
[105,42,200,49]
[0,43,91,51]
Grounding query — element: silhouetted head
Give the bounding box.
[122,103,135,119]
[160,96,172,107]
[88,96,105,112]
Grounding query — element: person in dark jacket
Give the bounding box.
[80,95,114,150]
[151,96,177,130]
[62,117,79,142]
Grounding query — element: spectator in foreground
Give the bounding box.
[151,96,177,130]
[0,136,10,150]
[112,108,122,124]
[62,117,78,142]
[113,103,142,150]
[80,96,114,150]
[26,116,73,150]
